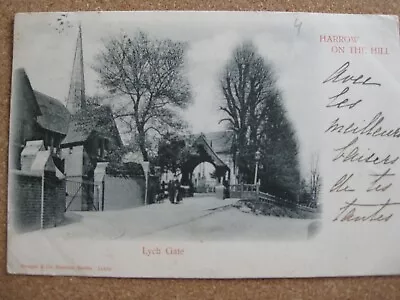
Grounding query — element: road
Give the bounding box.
[13,195,316,241]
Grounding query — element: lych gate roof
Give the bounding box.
[195,130,234,154]
[34,91,70,135]
[192,134,229,169]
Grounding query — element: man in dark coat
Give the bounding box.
[168,180,175,204]
[175,179,182,204]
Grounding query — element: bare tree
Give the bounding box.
[93,31,191,161]
[309,154,321,207]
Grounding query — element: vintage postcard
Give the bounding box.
[7,11,400,278]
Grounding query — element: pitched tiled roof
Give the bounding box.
[17,70,123,148]
[61,116,94,146]
[34,91,70,135]
[61,105,123,147]
[13,68,42,117]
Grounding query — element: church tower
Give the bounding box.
[66,24,86,114]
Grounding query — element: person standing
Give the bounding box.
[175,179,182,204]
[160,180,166,200]
[168,180,175,204]
[223,179,230,199]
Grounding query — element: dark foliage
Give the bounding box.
[220,41,301,201]
[156,133,198,175]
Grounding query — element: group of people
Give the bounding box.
[160,179,183,204]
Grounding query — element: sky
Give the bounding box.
[14,11,315,135]
[13,11,399,175]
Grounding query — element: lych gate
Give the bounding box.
[180,134,230,187]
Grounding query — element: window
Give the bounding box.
[98,138,105,158]
[97,138,102,157]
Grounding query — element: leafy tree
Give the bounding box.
[219,42,278,178]
[93,31,191,161]
[156,133,198,176]
[220,41,301,201]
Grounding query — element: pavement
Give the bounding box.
[12,195,315,241]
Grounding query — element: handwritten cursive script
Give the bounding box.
[330,173,355,192]
[332,137,399,166]
[325,112,400,139]
[323,61,381,86]
[332,198,400,222]
[324,61,399,223]
[326,86,363,109]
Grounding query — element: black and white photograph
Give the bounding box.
[7,11,400,278]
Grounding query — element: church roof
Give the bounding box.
[61,105,123,147]
[61,116,93,146]
[13,68,42,117]
[34,90,70,135]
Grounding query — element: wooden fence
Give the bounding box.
[230,183,259,200]
[230,184,317,213]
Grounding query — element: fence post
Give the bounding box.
[101,180,105,211]
[256,183,259,200]
[40,171,45,229]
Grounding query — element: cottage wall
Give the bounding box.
[63,146,84,177]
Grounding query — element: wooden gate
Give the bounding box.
[65,178,101,211]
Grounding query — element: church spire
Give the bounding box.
[66,24,86,114]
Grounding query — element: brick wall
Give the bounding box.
[10,170,42,232]
[9,170,66,232]
[43,171,66,228]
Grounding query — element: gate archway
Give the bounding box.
[180,134,230,187]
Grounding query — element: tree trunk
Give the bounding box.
[137,126,148,161]
[236,129,249,180]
